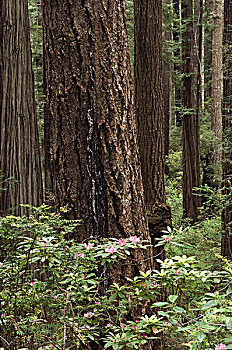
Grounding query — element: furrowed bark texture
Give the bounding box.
[221,0,232,259]
[134,0,171,256]
[182,0,201,222]
[0,0,43,215]
[42,0,150,251]
[211,0,223,185]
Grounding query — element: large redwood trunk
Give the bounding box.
[42,0,151,252]
[0,0,43,216]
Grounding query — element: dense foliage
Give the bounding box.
[0,206,232,349]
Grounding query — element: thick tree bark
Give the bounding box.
[42,0,151,259]
[221,0,232,259]
[211,0,223,186]
[134,0,171,258]
[0,0,43,216]
[182,0,201,222]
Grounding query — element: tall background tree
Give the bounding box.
[211,0,223,186]
[0,0,43,215]
[221,0,232,259]
[42,0,152,270]
[134,0,171,258]
[181,0,201,222]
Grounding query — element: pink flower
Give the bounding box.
[81,325,90,330]
[129,236,140,243]
[86,243,94,250]
[163,322,172,327]
[29,282,35,286]
[174,270,178,275]
[107,323,112,327]
[105,246,117,254]
[164,236,173,242]
[74,252,84,258]
[118,238,126,246]
[121,324,125,328]
[1,314,6,317]
[215,345,227,350]
[134,325,138,329]
[84,312,94,318]
[52,295,59,299]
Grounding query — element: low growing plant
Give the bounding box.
[0,206,231,349]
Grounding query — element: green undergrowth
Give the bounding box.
[0,206,231,350]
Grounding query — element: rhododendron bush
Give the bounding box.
[0,206,232,349]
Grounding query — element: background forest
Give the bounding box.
[0,0,231,349]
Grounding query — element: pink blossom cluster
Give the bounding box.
[118,238,126,246]
[215,345,227,350]
[163,322,172,327]
[81,325,90,330]
[86,243,94,250]
[52,295,59,299]
[129,236,140,243]
[1,314,6,317]
[105,246,117,254]
[74,252,84,258]
[84,312,94,318]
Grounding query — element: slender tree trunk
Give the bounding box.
[0,0,43,216]
[211,0,223,186]
[196,0,203,188]
[204,0,213,115]
[42,0,151,266]
[221,0,232,259]
[173,0,182,126]
[134,0,171,261]
[182,0,201,222]
[163,0,174,175]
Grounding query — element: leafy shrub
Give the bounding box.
[0,206,232,350]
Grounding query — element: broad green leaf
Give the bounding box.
[201,300,215,310]
[109,293,117,303]
[168,295,178,303]
[223,337,232,343]
[173,306,185,313]
[151,302,169,308]
[158,311,170,317]
[197,331,205,342]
